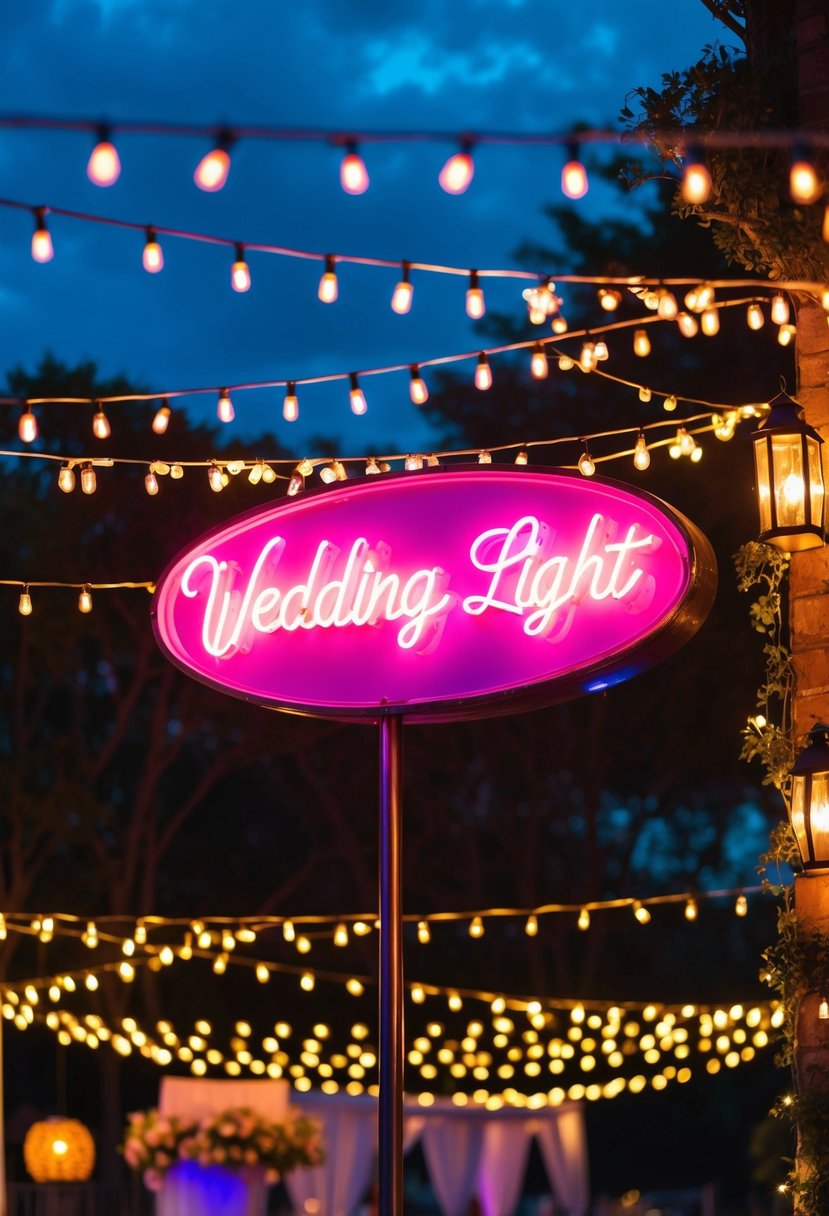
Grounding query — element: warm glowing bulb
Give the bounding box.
[578,450,595,477]
[417,920,431,944]
[577,908,590,931]
[18,588,32,616]
[770,294,790,325]
[633,329,651,357]
[217,390,235,423]
[701,308,720,336]
[579,342,597,372]
[735,895,748,917]
[391,268,413,315]
[18,408,37,443]
[685,898,698,921]
[681,149,711,204]
[525,914,538,936]
[593,339,609,361]
[469,917,484,938]
[790,152,820,204]
[152,401,171,434]
[349,374,367,415]
[531,343,548,379]
[474,354,492,390]
[439,148,474,194]
[143,229,164,273]
[633,901,651,924]
[318,256,338,303]
[515,449,528,465]
[747,303,765,330]
[634,433,651,470]
[283,383,299,422]
[657,290,679,320]
[677,312,699,337]
[409,367,428,405]
[78,587,93,614]
[58,464,75,493]
[778,323,796,346]
[639,387,652,403]
[558,355,575,371]
[466,271,485,319]
[31,214,54,263]
[598,288,621,311]
[195,143,231,192]
[208,465,224,492]
[820,998,829,1020]
[231,247,251,293]
[87,138,121,187]
[340,147,369,195]
[561,156,588,200]
[92,409,111,439]
[80,464,96,494]
[145,469,159,495]
[663,395,678,413]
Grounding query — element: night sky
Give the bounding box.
[0,0,727,454]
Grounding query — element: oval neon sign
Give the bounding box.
[152,467,716,722]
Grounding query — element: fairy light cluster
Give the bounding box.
[3,114,829,210]
[3,949,782,1107]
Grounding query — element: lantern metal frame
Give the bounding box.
[752,389,825,551]
[789,724,829,873]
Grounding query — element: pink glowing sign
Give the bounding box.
[152,468,716,722]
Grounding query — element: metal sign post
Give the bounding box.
[378,715,404,1216]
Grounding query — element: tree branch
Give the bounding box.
[698,0,747,42]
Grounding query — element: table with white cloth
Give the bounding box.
[155,1078,289,1216]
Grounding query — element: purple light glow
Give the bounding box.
[152,468,716,722]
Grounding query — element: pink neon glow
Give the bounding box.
[153,470,710,721]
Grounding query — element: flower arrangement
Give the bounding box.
[122,1105,324,1192]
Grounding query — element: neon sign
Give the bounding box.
[152,468,716,722]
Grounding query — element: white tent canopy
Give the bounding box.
[158,1079,589,1216]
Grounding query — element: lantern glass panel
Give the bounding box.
[791,775,808,860]
[754,439,771,533]
[770,435,806,528]
[810,772,829,857]
[807,435,825,529]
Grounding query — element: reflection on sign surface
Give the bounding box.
[153,468,716,722]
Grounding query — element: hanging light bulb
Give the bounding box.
[77,585,93,614]
[231,244,251,293]
[478,450,492,464]
[318,255,338,303]
[80,463,97,494]
[194,133,233,192]
[735,894,748,918]
[390,262,414,315]
[31,209,54,263]
[409,365,428,405]
[515,449,529,465]
[142,227,164,273]
[558,354,575,371]
[58,464,75,493]
[598,288,621,311]
[747,303,765,330]
[778,323,797,347]
[474,353,492,390]
[417,920,431,944]
[634,432,651,470]
[677,311,699,338]
[680,144,711,204]
[633,901,651,925]
[18,586,32,616]
[639,386,652,403]
[632,329,651,357]
[466,270,485,319]
[92,406,111,439]
[578,445,595,477]
[579,341,597,372]
[531,343,548,379]
[217,389,235,423]
[561,142,588,199]
[551,315,569,334]
[152,399,171,434]
[524,914,538,936]
[283,381,299,422]
[349,373,367,415]
[770,294,790,325]
[685,897,698,921]
[663,395,678,412]
[657,289,679,320]
[145,468,159,495]
[405,453,424,471]
[87,128,121,186]
[208,464,224,492]
[790,144,821,204]
[340,141,369,194]
[593,339,609,361]
[287,473,304,496]
[577,908,591,931]
[439,141,474,194]
[701,307,720,336]
[18,405,37,443]
[468,917,484,938]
